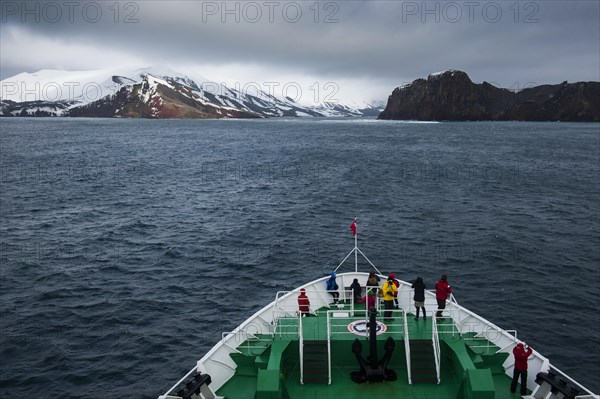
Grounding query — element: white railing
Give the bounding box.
[299,313,304,384]
[402,308,412,385]
[326,311,333,385]
[496,332,521,354]
[326,308,407,385]
[274,289,356,317]
[272,309,300,339]
[220,331,271,353]
[467,328,518,352]
[431,310,441,384]
[449,292,459,305]
[326,308,406,337]
[436,302,550,393]
[434,307,462,338]
[435,308,519,354]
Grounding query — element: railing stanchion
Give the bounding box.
[432,310,441,384]
[327,311,332,385]
[403,309,412,384]
[299,313,304,384]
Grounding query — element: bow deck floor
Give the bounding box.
[216,299,526,399]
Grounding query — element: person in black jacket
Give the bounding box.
[411,277,426,321]
[350,278,362,303]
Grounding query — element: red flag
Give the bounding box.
[350,219,357,236]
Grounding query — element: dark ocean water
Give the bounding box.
[0,118,598,398]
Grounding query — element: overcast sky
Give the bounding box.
[1,0,599,103]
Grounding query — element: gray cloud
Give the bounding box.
[1,0,599,101]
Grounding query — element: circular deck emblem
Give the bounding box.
[347,320,388,336]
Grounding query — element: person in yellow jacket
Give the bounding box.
[382,278,398,321]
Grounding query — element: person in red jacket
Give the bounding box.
[511,342,533,394]
[298,288,311,317]
[435,274,452,319]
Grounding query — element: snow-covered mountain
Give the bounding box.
[0,67,382,118]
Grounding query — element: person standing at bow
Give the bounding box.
[326,272,339,303]
[411,276,427,321]
[382,277,397,321]
[298,288,311,317]
[389,273,400,309]
[511,342,533,395]
[435,274,452,319]
[350,278,362,304]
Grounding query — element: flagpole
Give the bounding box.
[354,217,358,272]
[336,217,382,275]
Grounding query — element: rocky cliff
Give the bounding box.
[379,70,599,122]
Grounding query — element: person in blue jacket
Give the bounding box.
[326,272,339,303]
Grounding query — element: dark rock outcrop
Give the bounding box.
[379,70,599,122]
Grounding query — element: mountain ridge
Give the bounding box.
[0,66,384,118]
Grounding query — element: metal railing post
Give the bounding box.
[327,311,332,384]
[299,313,304,384]
[403,309,412,384]
[432,310,441,383]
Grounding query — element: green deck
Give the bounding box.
[216,300,528,399]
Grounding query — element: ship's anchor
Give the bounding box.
[351,307,397,383]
